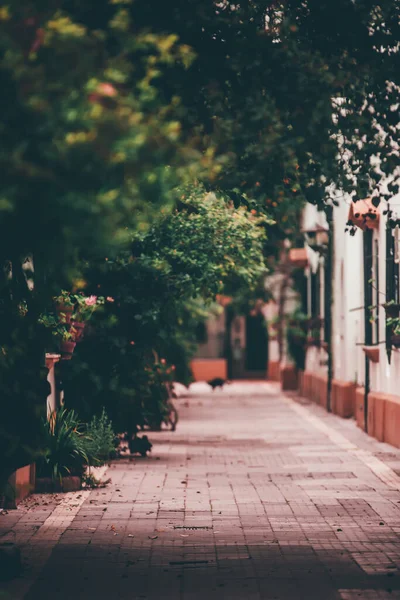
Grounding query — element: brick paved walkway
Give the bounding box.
[2,382,400,599]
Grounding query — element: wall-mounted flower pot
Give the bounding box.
[288,248,308,268]
[289,335,306,346]
[60,340,76,360]
[56,302,74,324]
[383,303,400,319]
[71,321,85,342]
[288,319,308,331]
[308,316,324,329]
[216,295,232,307]
[45,353,61,370]
[316,228,329,246]
[362,346,380,363]
[347,197,380,231]
[391,334,400,348]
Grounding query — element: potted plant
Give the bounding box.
[71,294,105,341]
[383,309,400,349]
[70,321,85,342]
[307,316,324,329]
[54,291,76,323]
[383,300,400,319]
[59,328,76,360]
[38,313,58,330]
[391,322,400,348]
[362,346,380,362]
[287,324,307,345]
[288,311,309,331]
[287,326,307,371]
[36,407,89,492]
[268,316,280,332]
[306,328,321,347]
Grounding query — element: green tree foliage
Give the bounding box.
[132,0,400,209]
[61,185,268,432]
[0,1,205,487]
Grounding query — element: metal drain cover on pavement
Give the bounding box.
[173,525,212,530]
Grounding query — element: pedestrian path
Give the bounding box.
[2,382,400,599]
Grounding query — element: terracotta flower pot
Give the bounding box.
[391,334,400,348]
[35,476,81,493]
[288,248,308,268]
[71,321,85,342]
[290,335,306,345]
[347,197,380,231]
[384,303,400,319]
[308,316,324,329]
[362,346,380,363]
[56,302,74,323]
[60,340,76,360]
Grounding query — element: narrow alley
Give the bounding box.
[2,383,400,600]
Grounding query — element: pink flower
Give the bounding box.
[97,83,117,97]
[161,358,166,365]
[85,295,97,306]
[130,341,135,345]
[106,296,115,303]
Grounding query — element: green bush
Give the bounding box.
[83,409,116,465]
[37,407,89,481]
[37,407,116,481]
[286,311,309,371]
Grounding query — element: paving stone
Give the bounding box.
[3,383,400,598]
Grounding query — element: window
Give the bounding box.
[374,238,380,344]
[310,267,320,319]
[363,229,373,346]
[385,226,400,304]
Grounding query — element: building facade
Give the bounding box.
[282,190,400,449]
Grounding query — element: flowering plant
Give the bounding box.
[72,294,105,323]
[38,315,74,341]
[53,291,75,308]
[154,357,176,383]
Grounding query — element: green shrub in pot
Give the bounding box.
[83,409,116,465]
[37,407,89,481]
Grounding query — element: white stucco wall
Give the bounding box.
[304,187,400,398]
[196,310,226,359]
[331,194,364,385]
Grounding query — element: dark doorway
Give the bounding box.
[245,314,268,373]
